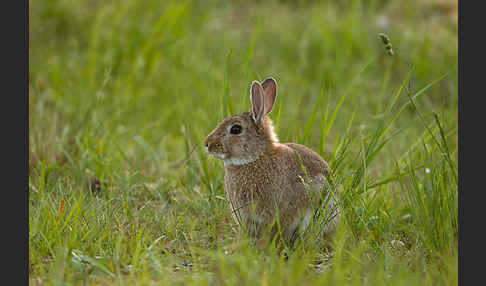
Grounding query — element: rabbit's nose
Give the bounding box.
[205,134,216,150]
[204,138,210,148]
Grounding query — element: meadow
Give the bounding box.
[29,0,458,285]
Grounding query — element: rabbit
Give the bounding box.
[204,77,339,246]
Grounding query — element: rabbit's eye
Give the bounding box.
[230,124,242,135]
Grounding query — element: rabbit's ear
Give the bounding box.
[261,77,277,115]
[250,81,265,124]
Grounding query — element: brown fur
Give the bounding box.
[205,79,339,245]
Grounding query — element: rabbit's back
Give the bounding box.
[284,142,331,187]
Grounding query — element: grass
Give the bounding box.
[29,0,458,285]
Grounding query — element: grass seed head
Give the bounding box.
[378,33,394,56]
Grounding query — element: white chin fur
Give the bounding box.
[210,152,226,160]
[208,151,255,166]
[223,157,255,166]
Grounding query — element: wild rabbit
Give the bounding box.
[204,77,339,245]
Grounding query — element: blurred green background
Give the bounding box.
[29,0,457,285]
